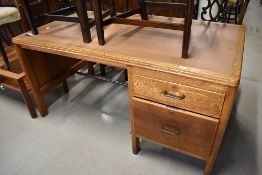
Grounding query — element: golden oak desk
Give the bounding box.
[13,17,244,175]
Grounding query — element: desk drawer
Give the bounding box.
[133,98,219,160]
[133,74,225,117]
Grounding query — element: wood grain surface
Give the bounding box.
[133,74,225,117]
[13,16,245,87]
[133,97,219,160]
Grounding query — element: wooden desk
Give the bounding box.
[13,16,245,175]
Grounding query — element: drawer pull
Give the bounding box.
[161,124,180,136]
[163,91,185,100]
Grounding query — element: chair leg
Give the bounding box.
[234,7,238,24]
[92,0,106,45]
[126,0,129,11]
[21,0,39,35]
[62,80,69,93]
[6,25,15,37]
[0,26,12,46]
[12,21,24,35]
[227,8,232,23]
[238,0,250,24]
[76,0,92,43]
[18,79,38,118]
[100,64,106,76]
[124,69,128,81]
[0,40,10,70]
[182,0,194,58]
[87,62,95,75]
[111,0,116,16]
[139,0,148,20]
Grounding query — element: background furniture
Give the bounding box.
[13,17,244,174]
[0,0,61,31]
[201,0,250,24]
[109,0,199,19]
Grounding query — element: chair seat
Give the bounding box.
[0,7,21,26]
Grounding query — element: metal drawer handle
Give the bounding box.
[163,91,185,100]
[161,124,180,136]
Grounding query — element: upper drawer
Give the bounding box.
[133,74,225,117]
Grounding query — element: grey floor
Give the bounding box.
[1,1,262,175]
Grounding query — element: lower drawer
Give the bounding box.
[133,98,219,160]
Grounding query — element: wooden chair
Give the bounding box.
[20,0,94,43]
[0,56,38,118]
[92,0,194,58]
[0,6,37,118]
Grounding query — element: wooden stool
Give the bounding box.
[92,0,194,58]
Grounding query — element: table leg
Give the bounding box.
[14,44,48,117]
[62,80,69,93]
[128,68,141,154]
[204,87,237,175]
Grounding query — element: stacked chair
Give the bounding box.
[21,0,194,58]
[92,0,194,58]
[21,0,94,43]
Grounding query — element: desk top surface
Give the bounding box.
[13,16,245,86]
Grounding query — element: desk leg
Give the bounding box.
[204,87,237,175]
[62,80,69,93]
[87,62,95,75]
[15,44,48,117]
[128,68,140,154]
